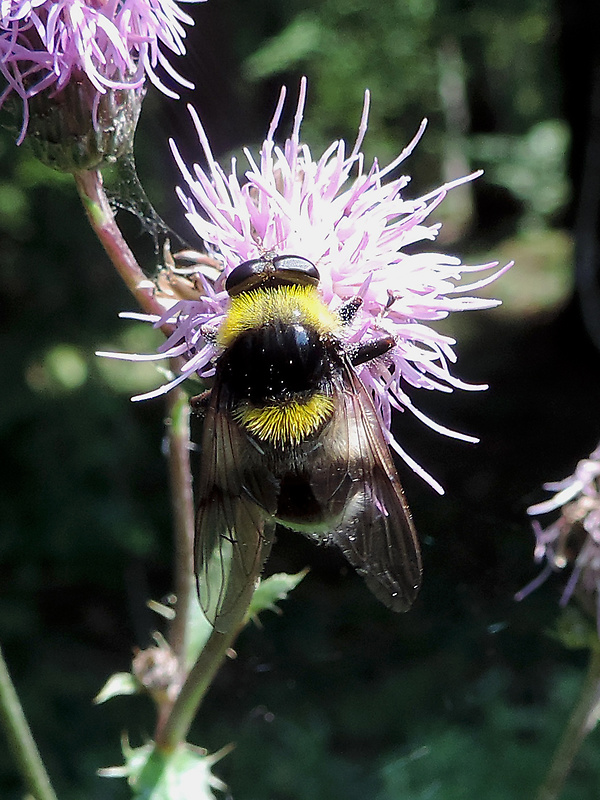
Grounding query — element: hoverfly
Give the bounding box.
[193,253,421,631]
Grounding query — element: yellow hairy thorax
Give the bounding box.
[233,394,335,446]
[217,284,339,347]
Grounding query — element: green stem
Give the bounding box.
[73,169,173,336]
[166,377,196,665]
[536,646,600,800]
[0,644,59,800]
[74,164,250,755]
[154,577,257,752]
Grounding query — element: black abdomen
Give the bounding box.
[220,322,330,403]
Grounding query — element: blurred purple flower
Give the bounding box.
[104,79,511,491]
[516,442,600,616]
[0,0,203,142]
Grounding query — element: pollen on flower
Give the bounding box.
[105,78,512,492]
[0,0,205,143]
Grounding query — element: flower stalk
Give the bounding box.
[0,644,59,800]
[154,581,256,751]
[73,173,211,749]
[73,168,174,335]
[166,375,196,665]
[536,646,600,800]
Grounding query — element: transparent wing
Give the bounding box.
[324,361,422,612]
[194,383,276,633]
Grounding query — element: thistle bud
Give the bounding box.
[0,0,204,154]
[24,74,145,171]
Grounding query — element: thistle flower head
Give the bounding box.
[517,443,600,622]
[0,0,203,144]
[108,79,510,491]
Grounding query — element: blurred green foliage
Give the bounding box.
[2,0,600,798]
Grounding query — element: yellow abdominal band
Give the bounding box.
[234,394,335,446]
[218,284,340,347]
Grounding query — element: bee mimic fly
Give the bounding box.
[192,253,422,632]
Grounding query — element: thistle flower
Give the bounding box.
[0,0,203,146]
[516,443,600,621]
[106,79,510,491]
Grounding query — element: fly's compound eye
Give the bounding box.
[225,257,266,296]
[271,255,320,286]
[226,254,320,297]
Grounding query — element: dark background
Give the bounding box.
[2,0,600,797]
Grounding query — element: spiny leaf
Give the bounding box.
[247,569,309,623]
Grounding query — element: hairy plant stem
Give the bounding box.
[536,646,600,800]
[0,644,59,800]
[73,168,173,336]
[166,377,196,666]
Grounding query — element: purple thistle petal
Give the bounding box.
[514,562,556,602]
[560,565,582,607]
